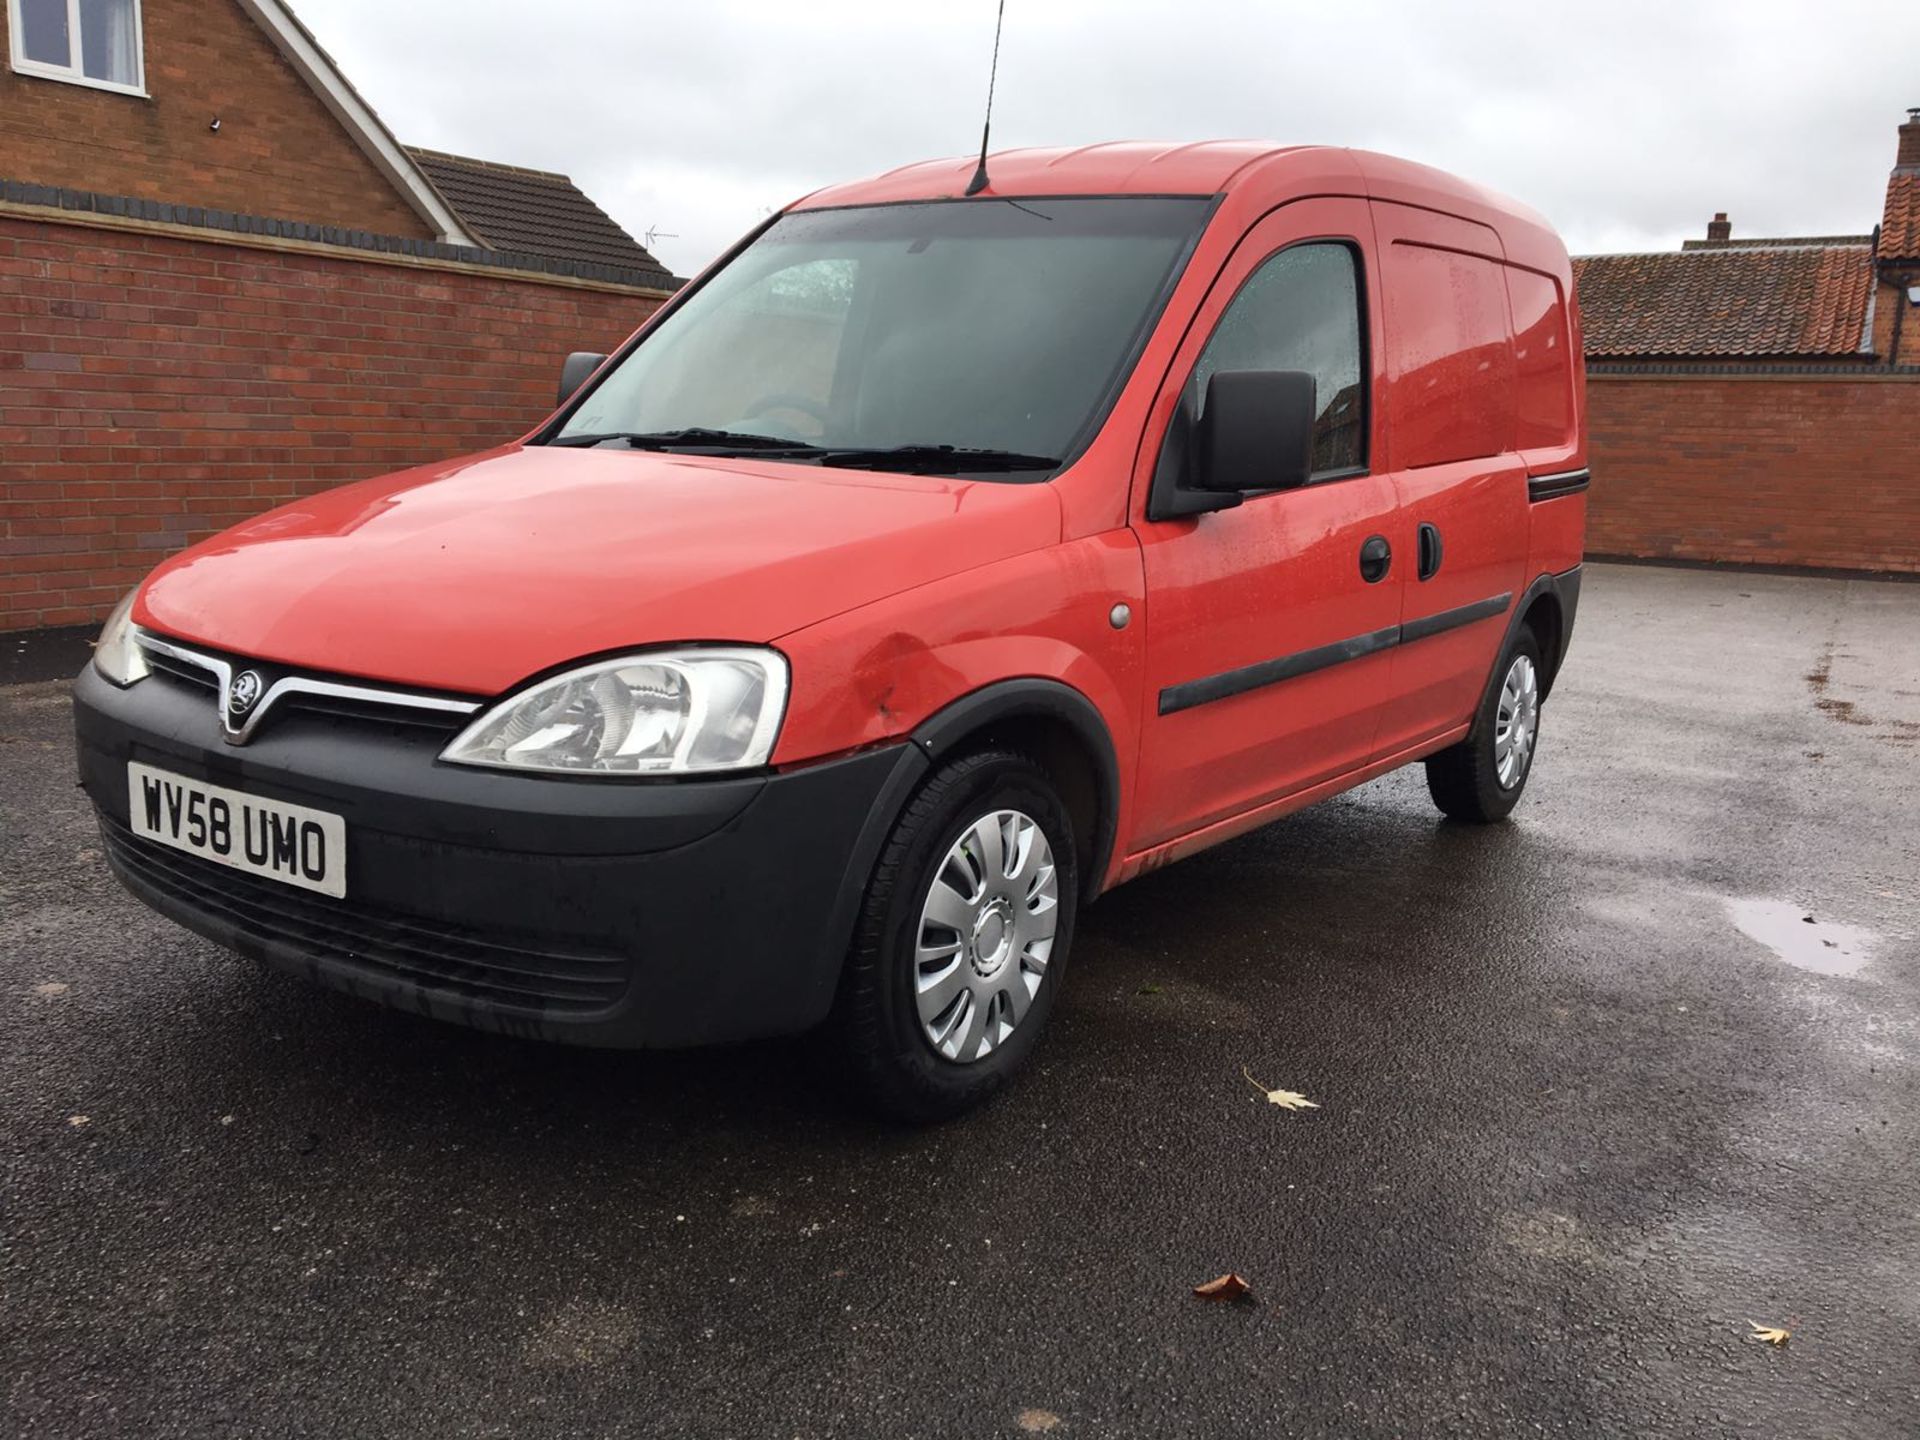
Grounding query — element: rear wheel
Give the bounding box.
[832,750,1077,1122]
[1425,628,1543,823]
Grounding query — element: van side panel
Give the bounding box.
[1370,201,1529,754]
[1507,268,1575,453]
[1354,149,1588,578]
[1374,228,1517,471]
[1526,472,1589,575]
[1508,263,1589,580]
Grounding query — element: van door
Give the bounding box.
[1128,199,1401,852]
[1368,203,1530,757]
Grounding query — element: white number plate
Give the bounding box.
[127,762,347,898]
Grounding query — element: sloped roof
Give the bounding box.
[237,0,473,244]
[1571,244,1873,359]
[1880,171,1920,263]
[406,149,673,285]
[1680,234,1871,251]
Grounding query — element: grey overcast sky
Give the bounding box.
[297,0,1914,280]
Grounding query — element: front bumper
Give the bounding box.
[73,664,925,1048]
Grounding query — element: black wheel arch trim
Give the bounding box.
[908,678,1122,902]
[1468,564,1583,738]
[785,680,1126,1024]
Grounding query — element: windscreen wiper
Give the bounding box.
[548,428,824,454]
[548,432,1062,473]
[815,444,1063,474]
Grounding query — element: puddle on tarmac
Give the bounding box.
[1725,898,1875,977]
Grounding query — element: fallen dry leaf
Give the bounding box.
[1015,1409,1063,1433]
[1243,1066,1320,1111]
[1747,1321,1790,1346]
[67,1115,91,1128]
[1192,1273,1252,1301]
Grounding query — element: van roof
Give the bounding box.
[796,142,1314,206]
[794,142,1568,277]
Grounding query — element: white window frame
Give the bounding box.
[8,0,148,98]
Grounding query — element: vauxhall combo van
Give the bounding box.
[75,143,1588,1119]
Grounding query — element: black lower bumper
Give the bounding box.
[73,665,927,1048]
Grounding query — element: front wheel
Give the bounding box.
[1425,628,1544,823]
[832,750,1078,1122]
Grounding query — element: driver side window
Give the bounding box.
[1185,243,1366,477]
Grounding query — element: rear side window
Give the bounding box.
[1506,268,1574,449]
[1380,243,1516,467]
[1185,243,1366,476]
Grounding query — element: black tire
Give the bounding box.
[1425,626,1544,823]
[832,750,1078,1123]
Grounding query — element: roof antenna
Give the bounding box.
[964,0,1008,197]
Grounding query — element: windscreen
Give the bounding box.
[556,197,1211,474]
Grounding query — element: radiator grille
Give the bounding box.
[138,635,477,737]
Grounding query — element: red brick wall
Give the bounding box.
[0,211,664,631]
[0,0,433,238]
[1585,372,1920,574]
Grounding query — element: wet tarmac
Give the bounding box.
[3,562,1917,1437]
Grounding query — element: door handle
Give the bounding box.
[1417,523,1443,581]
[1358,534,1392,584]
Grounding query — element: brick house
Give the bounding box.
[1571,110,1920,575]
[1,0,677,634]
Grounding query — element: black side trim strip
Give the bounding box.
[1159,624,1399,715]
[1157,592,1512,717]
[1528,469,1590,502]
[1399,592,1512,644]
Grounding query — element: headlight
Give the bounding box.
[92,590,150,687]
[440,647,789,775]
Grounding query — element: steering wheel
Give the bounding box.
[736,392,830,434]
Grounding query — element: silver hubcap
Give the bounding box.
[915,809,1059,1063]
[1493,653,1540,789]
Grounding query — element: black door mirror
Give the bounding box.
[558,351,608,407]
[1192,370,1317,495]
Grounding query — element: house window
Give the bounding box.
[9,0,145,95]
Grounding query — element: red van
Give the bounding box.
[75,143,1587,1119]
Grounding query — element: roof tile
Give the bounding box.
[1571,245,1873,359]
[407,148,674,285]
[1879,171,1920,263]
